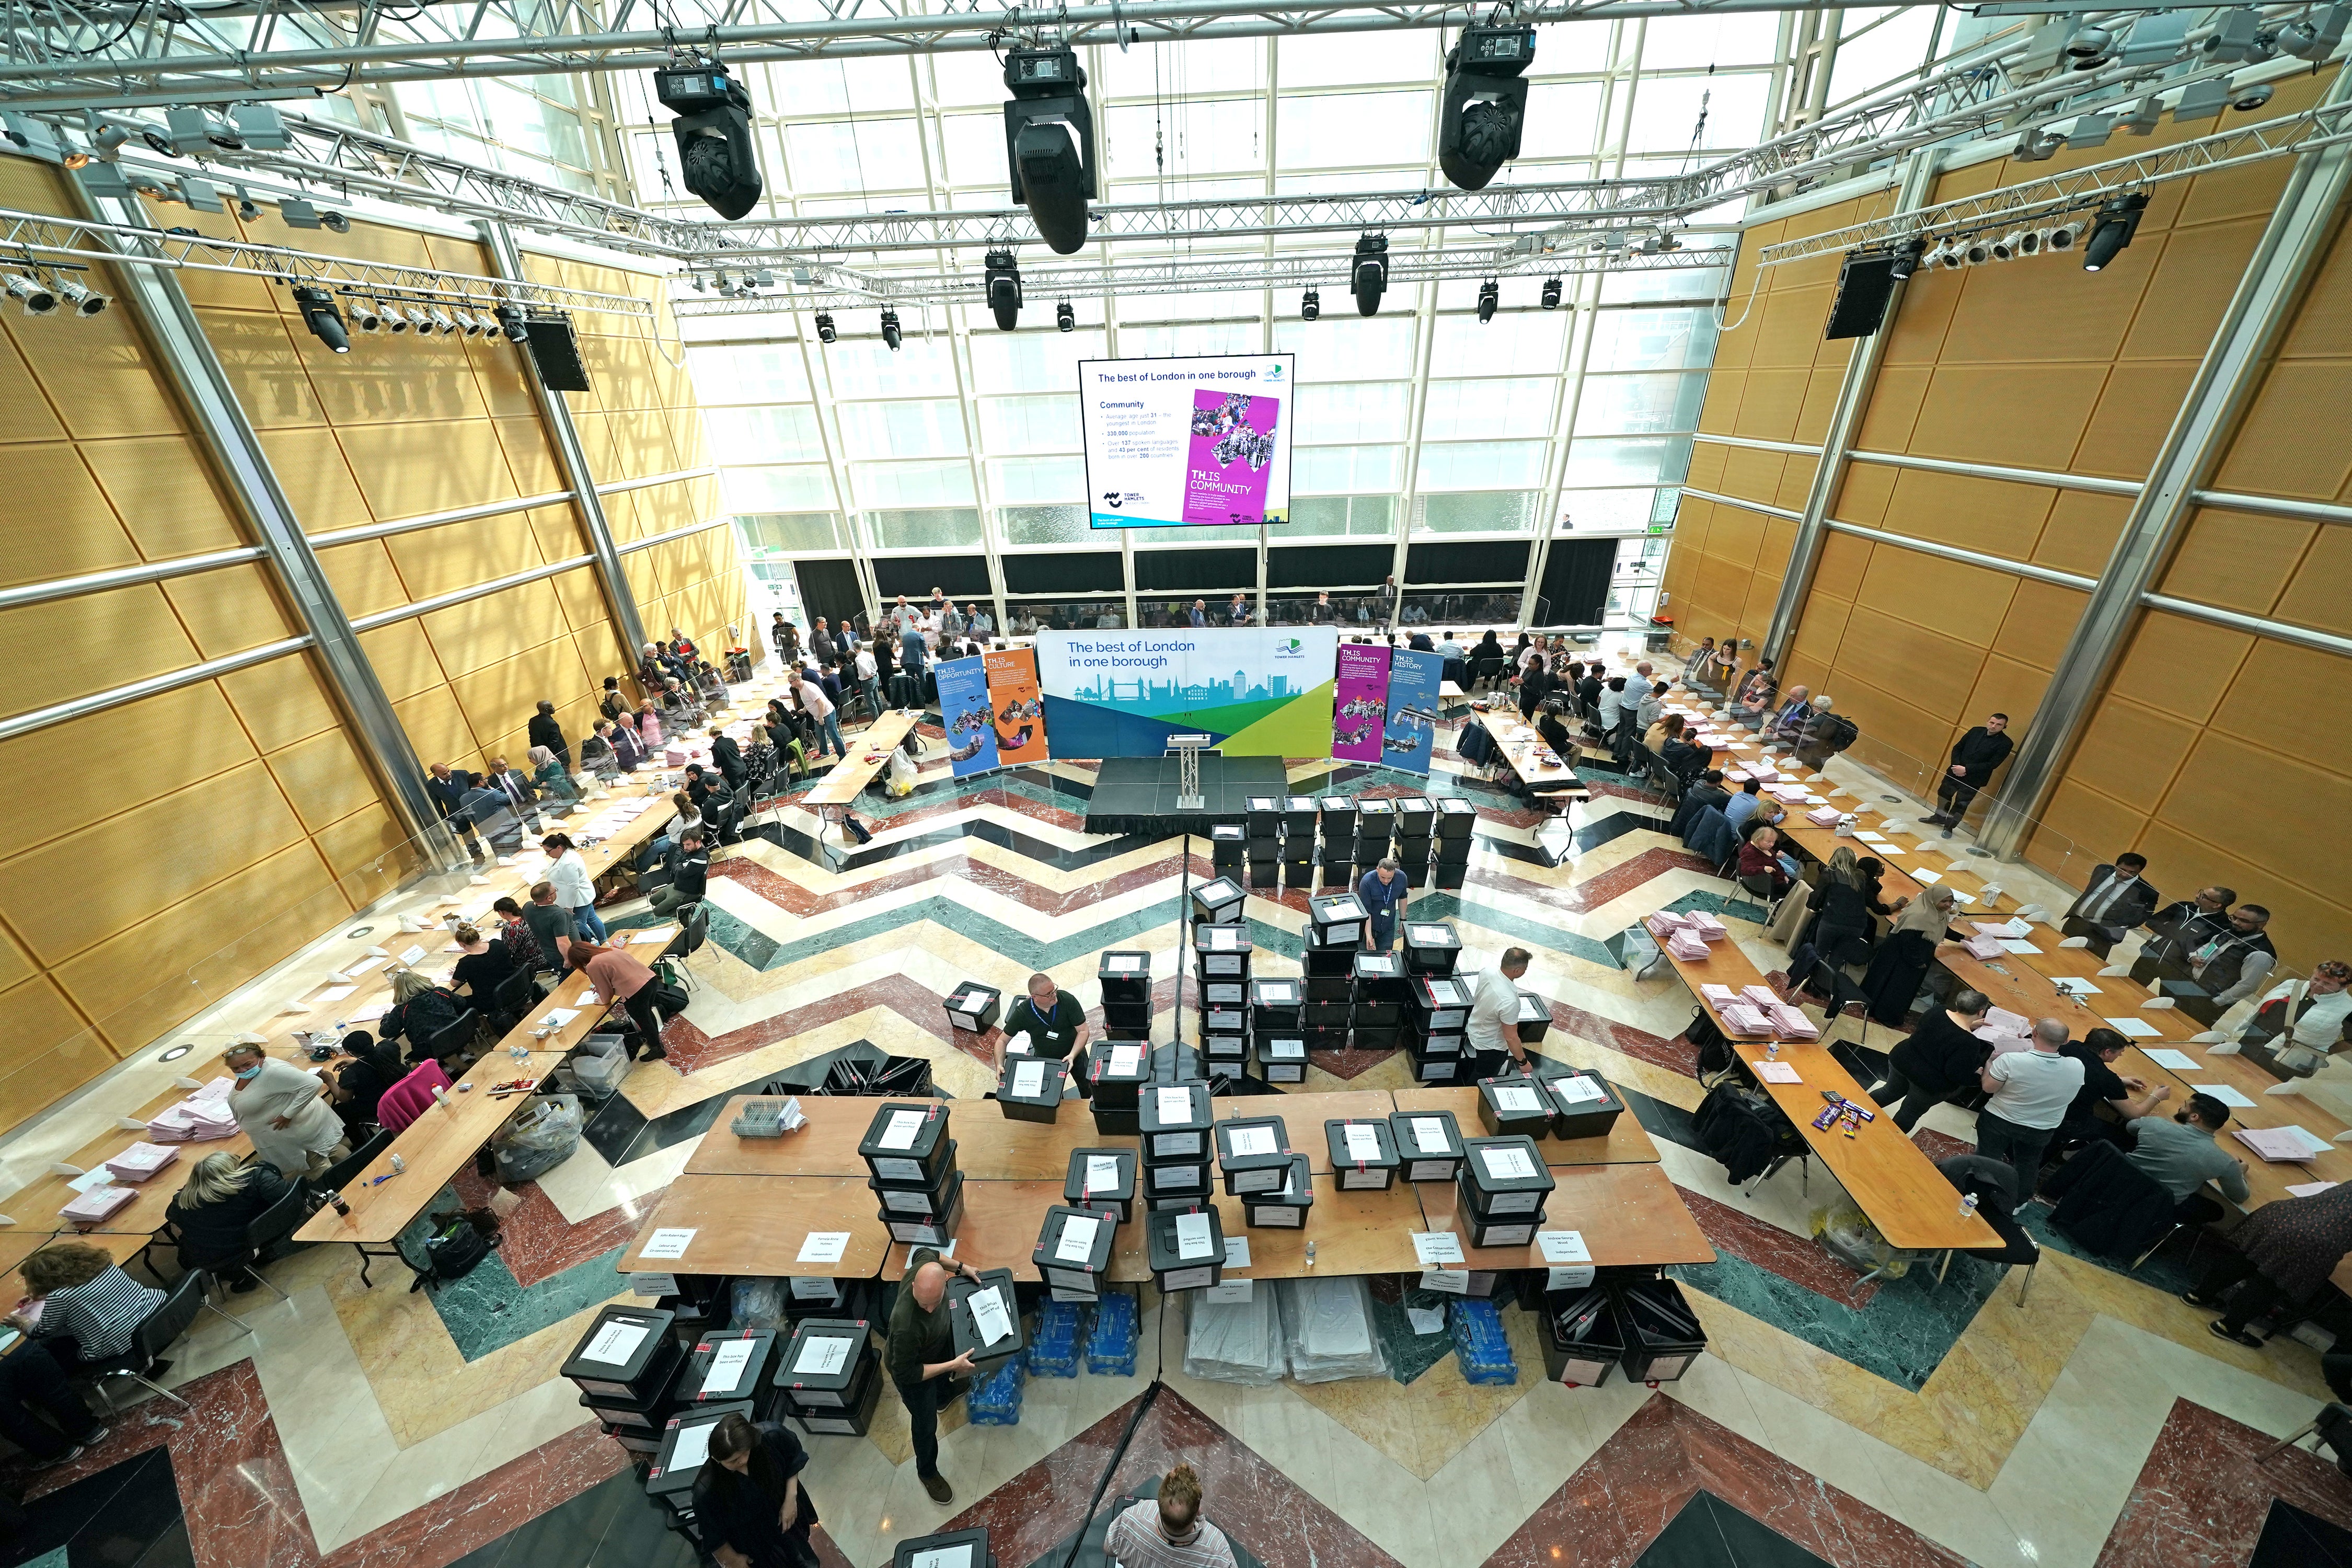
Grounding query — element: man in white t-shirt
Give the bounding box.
[1466,947,1534,1071]
[1974,1017,2084,1212]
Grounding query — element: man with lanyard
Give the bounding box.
[2169,904,2278,1028]
[997,972,1090,1074]
[1358,856,1408,954]
[2135,884,2234,984]
[1466,946,1534,1076]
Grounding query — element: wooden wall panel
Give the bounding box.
[2068,696,2199,814]
[1731,370,1806,441]
[385,514,546,601]
[3,293,183,442]
[1959,653,2050,735]
[217,655,340,753]
[0,444,141,585]
[421,579,570,678]
[2033,493,2127,578]
[197,308,327,429]
[2073,363,2198,481]
[2271,527,2352,637]
[1716,446,1784,503]
[314,802,407,883]
[2160,508,2319,613]
[91,435,244,559]
[317,539,412,619]
[2036,777,2156,871]
[1906,363,2107,469]
[2215,361,2352,500]
[1829,463,1896,527]
[1993,580,2090,672]
[267,725,381,833]
[2105,611,2255,722]
[2122,216,2266,361]
[0,978,114,1137]
[162,562,296,656]
[334,419,523,520]
[0,683,255,861]
[1833,603,1981,720]
[260,427,375,533]
[3,585,199,711]
[1880,469,2055,560]
[1851,543,2018,647]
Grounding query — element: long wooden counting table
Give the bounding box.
[618,1175,894,1278]
[800,709,925,866]
[1466,704,1585,796]
[1660,937,1998,1255]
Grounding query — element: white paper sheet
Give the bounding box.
[1756,1061,1801,1083]
[1492,1083,1542,1114]
[668,1421,716,1471]
[2144,1048,2199,1070]
[1999,940,2042,956]
[1224,1237,1251,1270]
[2104,1017,2161,1038]
[792,1334,851,1377]
[1479,1145,1538,1181]
[1419,1268,1470,1295]
[1342,1123,1383,1163]
[1553,1075,1607,1104]
[703,1338,756,1394]
[539,1009,579,1029]
[1055,1214,1102,1264]
[2055,977,2101,997]
[1104,954,1142,973]
[639,1227,697,1261]
[1407,1305,1447,1334]
[878,1109,926,1150]
[1204,1279,1255,1304]
[1410,1116,1452,1154]
[1412,1231,1465,1265]
[1174,1212,1214,1260]
[581,1319,652,1366]
[2288,1181,2341,1198]
[1012,1060,1045,1099]
[317,985,356,1004]
[1109,1045,1143,1076]
[1083,1155,1123,1194]
[909,1545,975,1568]
[1538,1230,1592,1264]
[968,1285,1013,1346]
[1155,1086,1196,1125]
[2195,1083,2256,1108]
[797,1231,850,1264]
[1226,1125,1277,1158]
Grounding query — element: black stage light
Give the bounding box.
[495,303,529,342]
[1055,299,1075,332]
[1540,276,1561,309]
[1887,237,1927,282]
[1003,44,1097,254]
[2082,192,2148,272]
[1477,279,1499,323]
[1351,234,1388,317]
[655,62,764,220]
[1301,289,1319,321]
[293,285,349,353]
[881,308,902,351]
[814,311,837,343]
[1438,22,1537,192]
[985,248,1022,330]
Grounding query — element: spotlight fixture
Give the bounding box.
[1055,299,1075,332]
[164,106,242,155]
[4,273,57,315]
[53,277,108,317]
[457,309,486,339]
[1476,278,1499,324]
[347,299,383,333]
[2119,97,2162,135]
[2081,192,2148,272]
[814,311,836,344]
[401,306,431,333]
[2065,25,2113,67]
[2232,80,2275,113]
[1929,242,1965,271]
[293,285,349,353]
[2013,125,2063,162]
[1988,231,2020,261]
[1300,289,1319,321]
[2201,7,2264,61]
[984,248,1022,331]
[140,126,177,157]
[1887,238,1927,282]
[379,301,409,334]
[90,123,130,162]
[880,308,902,351]
[1540,276,1561,310]
[1437,20,1536,191]
[655,61,763,219]
[1351,233,1388,317]
[1964,236,1993,266]
[321,210,349,234]
[1003,43,1098,254]
[494,304,529,343]
[428,307,458,336]
[2043,221,2083,253]
[2277,6,2350,61]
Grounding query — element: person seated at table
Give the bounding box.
[328,1030,405,1140]
[2055,1025,2170,1152]
[1593,675,1626,739]
[380,970,470,1068]
[1866,988,1992,1134]
[2128,1092,2249,1225]
[695,1411,822,1568]
[1633,679,1669,740]
[1643,709,1681,754]
[649,831,709,918]
[609,712,650,772]
[1659,719,1714,785]
[579,720,620,781]
[450,922,520,1006]
[168,1151,294,1294]
[1858,884,1959,1024]
[2185,1181,2352,1348]
[528,745,579,808]
[1724,777,1768,832]
[1766,685,1813,744]
[1535,695,1575,758]
[1727,658,1778,721]
[1735,824,1796,902]
[2236,961,2352,1080]
[0,1243,170,1466]
[660,678,702,728]
[1105,1464,1239,1568]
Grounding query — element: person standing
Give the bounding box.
[710,727,747,790]
[2239,961,2352,1078]
[220,1044,350,1175]
[426,762,486,866]
[579,721,619,780]
[2186,1181,2352,1347]
[795,670,845,760]
[997,972,1089,1071]
[1466,947,1534,1072]
[1103,1465,1239,1568]
[853,640,881,718]
[886,1248,987,1503]
[2061,853,2160,957]
[1925,713,2013,835]
[564,939,671,1061]
[521,881,577,964]
[694,1412,822,1568]
[1867,988,1991,1133]
[541,831,608,942]
[2170,904,2279,1027]
[1973,1018,2085,1212]
[527,699,571,770]
[1358,857,1408,953]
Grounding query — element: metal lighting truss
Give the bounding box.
[0,204,656,316]
[1753,99,2352,266]
[672,239,1737,312]
[0,0,2013,108]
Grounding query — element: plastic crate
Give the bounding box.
[1028,1300,1088,1378]
[1447,1298,1518,1386]
[1086,1292,1139,1376]
[965,1352,1027,1425]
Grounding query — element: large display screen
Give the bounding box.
[1079,354,1295,530]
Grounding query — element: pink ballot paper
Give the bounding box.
[1183,389,1282,526]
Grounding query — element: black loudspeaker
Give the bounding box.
[1824,250,1901,340]
[524,316,592,392]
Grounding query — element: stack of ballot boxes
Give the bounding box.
[1239,976,1300,1082]
[565,1305,686,1457]
[1404,975,1474,1082]
[1243,796,1283,889]
[1317,795,1358,890]
[860,1102,961,1247]
[1282,795,1319,886]
[1457,1134,1557,1249]
[1393,795,1436,888]
[1084,1040,1150,1136]
[1208,823,1244,878]
[1353,797,1394,880]
[1434,797,1477,889]
[1035,1202,1120,1305]
[1304,893,1367,1055]
[1353,951,1408,1053]
[1138,1079,1216,1213]
[777,1316,884,1436]
[1098,950,1153,1048]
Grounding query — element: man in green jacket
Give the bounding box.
[887,1247,984,1503]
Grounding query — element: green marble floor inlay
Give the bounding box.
[395,1186,629,1362]
[1670,1244,2008,1394]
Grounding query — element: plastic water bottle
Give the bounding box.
[1304,1240,1317,1269]
[1958,1191,1979,1222]
[1765,1039,1779,1062]
[389,1154,407,1175]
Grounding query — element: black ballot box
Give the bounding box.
[1193,921,1252,981]
[860,1102,954,1187]
[1402,920,1462,977]
[945,982,1001,1035]
[1209,823,1244,869]
[1318,795,1357,844]
[1146,1205,1227,1291]
[1035,1203,1120,1296]
[1216,1115,1292,1194]
[1327,1117,1399,1190]
[1388,1108,1465,1182]
[1065,1147,1137,1224]
[947,1267,1027,1377]
[996,1056,1066,1123]
[1477,1074,1554,1139]
[1098,951,1153,1039]
[1544,1066,1624,1142]
[1191,875,1246,924]
[893,1528,996,1568]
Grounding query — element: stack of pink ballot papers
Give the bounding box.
[2236,1127,2328,1163]
[1770,784,1811,803]
[103,1143,180,1182]
[1725,769,1752,783]
[1740,985,1782,1009]
[1686,913,1730,943]
[1766,1005,1819,1041]
[1645,911,1692,940]
[1962,933,2007,960]
[148,1087,238,1143]
[1700,984,1742,1007]
[60,1183,137,1227]
[1665,929,1710,961]
[1807,806,1842,827]
[1720,1002,1773,1035]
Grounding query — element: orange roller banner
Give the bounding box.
[984,648,1049,766]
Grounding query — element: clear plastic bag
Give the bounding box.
[492,1092,582,1184]
[730,1278,786,1331]
[1182,1287,1286,1385]
[1276,1276,1390,1383]
[1813,1198,1906,1278]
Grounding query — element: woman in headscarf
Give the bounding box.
[529,744,579,806]
[1858,883,1957,1024]
[2187,1181,2352,1346]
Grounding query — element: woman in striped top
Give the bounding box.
[0,1243,163,1463]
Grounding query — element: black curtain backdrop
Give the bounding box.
[1135,546,1258,594]
[794,559,864,631]
[1004,551,1124,594]
[1537,537,1616,626]
[1404,540,1529,585]
[872,556,992,602]
[1267,543,1394,590]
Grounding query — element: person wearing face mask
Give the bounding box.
[693,1411,821,1568]
[219,1044,349,1176]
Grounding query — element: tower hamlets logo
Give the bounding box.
[1275,638,1304,657]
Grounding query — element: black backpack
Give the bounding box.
[1684,1006,1736,1082]
[420,1209,497,1283]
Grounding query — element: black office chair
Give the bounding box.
[681,903,711,964]
[191,1182,313,1305]
[79,1271,219,1412]
[419,1008,482,1067]
[317,1127,395,1193]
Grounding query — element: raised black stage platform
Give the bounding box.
[1083,754,1292,836]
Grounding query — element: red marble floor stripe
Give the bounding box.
[1565,1001,1701,1079]
[660,972,999,1076]
[1678,1185,1880,1307]
[1913,1127,1974,1163]
[322,1421,629,1568]
[452,1165,666,1289]
[2094,1397,2352,1568]
[945,1387,1407,1568]
[711,845,1224,920]
[1482,1393,1966,1568]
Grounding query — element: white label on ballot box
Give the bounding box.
[703,1338,756,1394]
[1479,1145,1538,1182]
[582,1319,652,1366]
[1343,1124,1383,1163]
[1227,1125,1278,1158]
[1012,1060,1045,1099]
[1105,955,1142,973]
[969,1285,1014,1346]
[910,1548,974,1568]
[1208,927,1237,950]
[878,1110,927,1150]
[668,1421,716,1472]
[1413,1231,1466,1266]
[639,1228,697,1262]
[1538,1230,1592,1265]
[1408,924,1451,944]
[1083,1155,1123,1194]
[1548,1265,1597,1290]
[788,1276,838,1302]
[797,1231,851,1264]
[1420,1268,1471,1296]
[1109,1045,1143,1077]
[1156,1087,1196,1125]
[1410,1117,1451,1155]
[793,1334,852,1377]
[1493,1083,1542,1114]
[1055,1214,1102,1263]
[1554,1076,1607,1104]
[1174,1212,1215,1260]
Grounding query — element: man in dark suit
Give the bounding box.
[1189,599,1208,628]
[526,699,570,769]
[486,756,541,834]
[1926,713,2014,835]
[2062,853,2161,958]
[426,763,486,866]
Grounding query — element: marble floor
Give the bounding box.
[4,643,2350,1568]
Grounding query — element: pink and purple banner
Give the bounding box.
[1332,643,1392,763]
[1183,388,1282,527]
